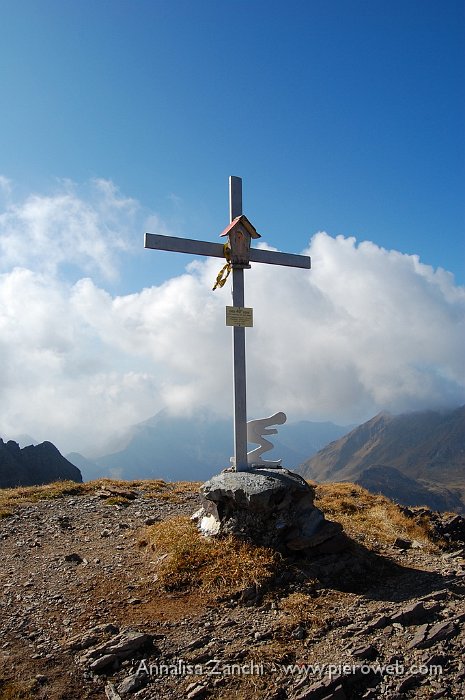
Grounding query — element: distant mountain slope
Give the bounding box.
[357,465,465,513]
[0,439,82,488]
[70,410,351,482]
[66,452,102,480]
[298,406,465,513]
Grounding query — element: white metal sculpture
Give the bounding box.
[246,412,287,468]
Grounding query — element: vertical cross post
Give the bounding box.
[144,176,311,475]
[229,176,248,471]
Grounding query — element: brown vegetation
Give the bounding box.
[146,515,279,593]
[0,478,200,518]
[314,481,435,549]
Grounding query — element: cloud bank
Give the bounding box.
[0,178,464,454]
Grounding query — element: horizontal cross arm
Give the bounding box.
[145,233,311,269]
[249,248,311,269]
[145,233,225,259]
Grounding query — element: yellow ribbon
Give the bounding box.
[212,243,232,290]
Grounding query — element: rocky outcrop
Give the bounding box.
[400,505,465,547]
[193,468,348,555]
[0,438,82,488]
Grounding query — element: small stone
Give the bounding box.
[390,602,431,626]
[105,631,151,655]
[64,631,100,651]
[397,673,422,693]
[352,644,378,660]
[424,620,458,646]
[254,630,272,641]
[420,652,449,669]
[360,614,390,634]
[89,653,118,671]
[185,682,207,699]
[420,590,448,602]
[407,623,429,649]
[291,625,306,640]
[361,688,380,700]
[64,553,83,564]
[117,673,147,695]
[105,683,122,700]
[393,537,412,550]
[184,634,211,651]
[295,677,342,700]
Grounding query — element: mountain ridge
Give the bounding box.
[68,409,352,482]
[298,405,465,513]
[0,438,82,488]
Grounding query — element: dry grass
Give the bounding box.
[314,482,435,548]
[275,590,326,639]
[145,480,201,502]
[0,476,437,554]
[0,675,35,700]
[146,515,280,593]
[0,478,200,515]
[0,480,89,514]
[279,591,320,624]
[103,496,132,506]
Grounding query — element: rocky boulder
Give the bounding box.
[193,468,348,555]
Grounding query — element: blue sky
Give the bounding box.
[1,0,463,287]
[0,0,464,453]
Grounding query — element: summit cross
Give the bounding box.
[144,176,311,472]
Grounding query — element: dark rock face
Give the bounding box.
[0,439,82,488]
[193,468,348,555]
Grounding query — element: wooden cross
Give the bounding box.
[144,176,311,471]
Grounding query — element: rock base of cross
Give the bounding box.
[192,468,349,556]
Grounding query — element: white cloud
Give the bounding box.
[0,177,464,454]
[0,178,139,281]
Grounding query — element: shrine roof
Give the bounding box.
[219,215,261,240]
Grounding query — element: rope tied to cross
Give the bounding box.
[212,243,232,290]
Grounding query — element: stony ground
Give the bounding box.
[0,481,464,700]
